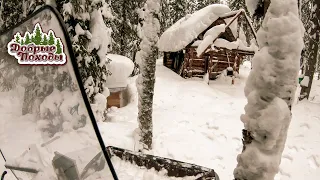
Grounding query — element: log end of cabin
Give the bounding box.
[107,91,121,108]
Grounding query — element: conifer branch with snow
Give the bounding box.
[234,0,304,179]
[135,0,160,151]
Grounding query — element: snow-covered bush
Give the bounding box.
[56,0,113,104]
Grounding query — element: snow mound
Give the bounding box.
[158,4,231,52]
[105,54,134,89]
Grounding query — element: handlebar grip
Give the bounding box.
[1,171,7,180]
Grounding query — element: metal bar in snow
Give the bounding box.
[4,165,38,174]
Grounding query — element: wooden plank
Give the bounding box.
[191,62,205,66]
[107,91,121,108]
[192,58,206,61]
[191,67,205,71]
[211,60,235,64]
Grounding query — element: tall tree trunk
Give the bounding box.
[299,0,320,100]
[234,0,304,179]
[120,0,126,55]
[136,0,160,151]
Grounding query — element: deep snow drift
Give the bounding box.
[100,59,320,180]
[1,60,319,179]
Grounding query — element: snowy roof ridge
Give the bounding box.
[197,10,242,57]
[158,5,257,53]
[197,10,259,57]
[158,4,232,52]
[219,9,243,18]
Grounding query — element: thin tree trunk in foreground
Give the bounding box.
[136,0,160,151]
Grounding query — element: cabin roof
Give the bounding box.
[158,5,257,54]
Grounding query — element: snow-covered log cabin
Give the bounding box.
[158,4,258,79]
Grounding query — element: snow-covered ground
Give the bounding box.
[100,59,320,180]
[1,59,319,180]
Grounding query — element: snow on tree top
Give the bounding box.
[105,54,134,89]
[158,4,232,52]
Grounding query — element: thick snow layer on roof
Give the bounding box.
[196,24,226,56]
[193,38,257,53]
[158,4,231,52]
[213,38,258,52]
[105,54,134,89]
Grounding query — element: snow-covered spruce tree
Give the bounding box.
[244,0,270,31]
[55,0,113,121]
[159,0,196,35]
[169,0,187,25]
[299,0,319,100]
[185,0,198,14]
[135,0,160,151]
[233,0,304,179]
[299,0,311,75]
[111,0,143,57]
[0,0,45,34]
[228,0,253,45]
[318,49,320,80]
[0,0,22,31]
[196,0,219,10]
[159,0,172,35]
[110,0,144,76]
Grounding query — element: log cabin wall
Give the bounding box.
[163,51,184,73]
[180,47,245,80]
[161,11,256,80]
[163,48,246,80]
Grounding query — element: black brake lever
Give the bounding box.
[1,171,7,180]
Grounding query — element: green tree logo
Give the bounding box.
[24,32,32,44]
[55,39,62,54]
[13,23,65,55]
[33,24,43,45]
[48,31,55,45]
[14,33,22,44]
[41,34,48,45]
[8,23,67,65]
[14,24,64,54]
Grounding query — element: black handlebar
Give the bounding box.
[1,171,7,180]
